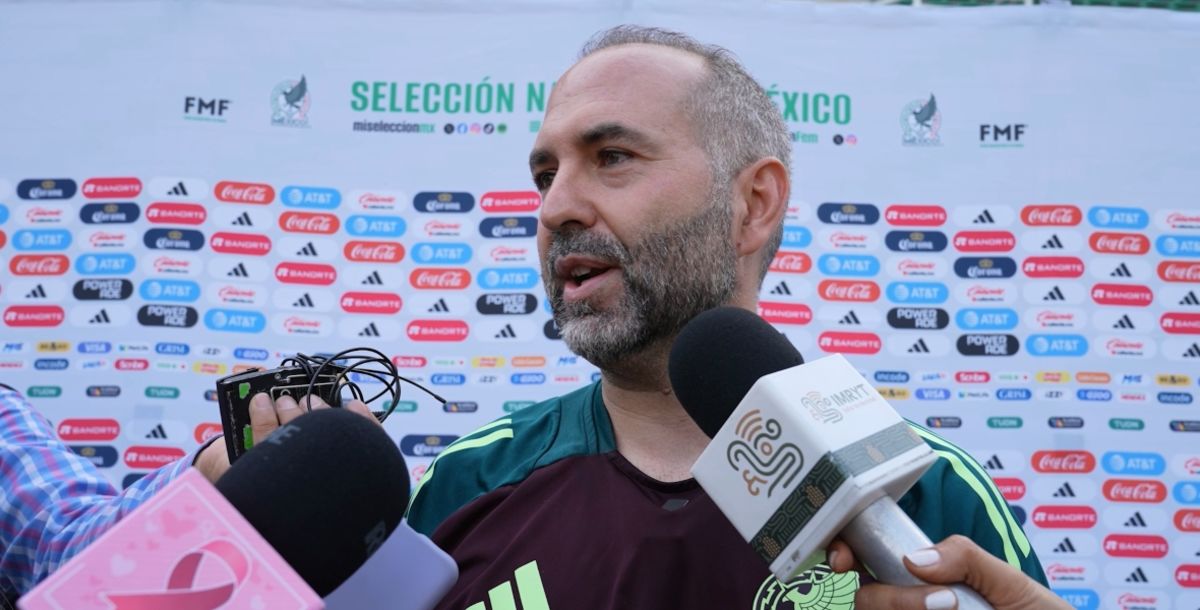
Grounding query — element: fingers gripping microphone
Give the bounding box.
[670,307,991,610]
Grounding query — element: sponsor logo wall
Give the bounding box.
[1,3,1197,605]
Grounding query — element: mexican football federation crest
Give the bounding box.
[901,93,940,146]
[752,565,858,610]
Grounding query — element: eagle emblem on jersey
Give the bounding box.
[752,565,858,610]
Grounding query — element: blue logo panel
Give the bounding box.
[1087,206,1148,229]
[874,371,909,383]
[234,347,270,361]
[204,309,267,333]
[996,388,1032,401]
[155,342,190,356]
[1156,234,1200,258]
[915,388,950,401]
[281,186,342,209]
[782,225,812,248]
[13,229,72,251]
[139,279,200,303]
[345,215,406,237]
[1076,389,1113,402]
[1102,451,1165,475]
[818,254,879,277]
[1027,334,1088,357]
[431,373,466,386]
[1053,589,1098,610]
[886,282,948,305]
[411,242,473,265]
[956,308,1018,331]
[477,267,540,290]
[75,253,135,276]
[1174,481,1200,505]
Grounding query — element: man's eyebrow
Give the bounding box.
[529,148,553,173]
[580,122,652,148]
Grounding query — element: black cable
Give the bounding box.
[0,383,16,393]
[283,347,444,424]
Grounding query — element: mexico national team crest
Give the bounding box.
[901,93,940,146]
[753,566,858,610]
[271,75,311,128]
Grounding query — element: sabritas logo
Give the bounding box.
[1031,506,1098,528]
[1103,534,1168,558]
[10,254,69,276]
[123,446,186,468]
[392,355,427,368]
[952,231,1016,252]
[339,292,403,314]
[279,211,339,234]
[406,320,469,342]
[1021,205,1081,226]
[214,181,274,204]
[956,371,989,383]
[1090,232,1150,255]
[1032,450,1096,473]
[819,280,880,302]
[410,268,471,290]
[992,477,1026,500]
[1091,283,1153,307]
[82,177,142,199]
[275,262,336,285]
[115,358,150,371]
[758,302,812,325]
[1175,509,1200,532]
[1022,257,1084,278]
[481,191,541,213]
[769,251,811,274]
[344,240,404,263]
[1104,479,1167,503]
[1161,312,1200,335]
[884,205,946,226]
[817,331,881,354]
[209,232,272,256]
[4,305,65,327]
[57,418,120,441]
[1159,261,1200,283]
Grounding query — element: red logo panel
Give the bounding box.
[340,292,403,314]
[1021,205,1081,226]
[82,177,142,199]
[819,280,880,302]
[1161,313,1200,335]
[953,231,1016,252]
[345,241,404,263]
[817,332,882,354]
[57,418,120,442]
[770,251,812,274]
[3,305,65,327]
[410,268,471,290]
[1103,534,1169,558]
[280,211,340,234]
[406,320,469,342]
[214,181,275,204]
[1159,261,1200,283]
[1031,506,1098,529]
[146,203,207,225]
[1032,450,1096,473]
[758,302,812,325]
[124,446,187,469]
[1176,510,1200,532]
[392,356,428,368]
[481,191,541,213]
[194,423,223,444]
[1022,257,1085,278]
[956,371,990,383]
[209,232,272,256]
[884,205,947,226]
[275,262,337,286]
[992,477,1026,500]
[1091,283,1153,307]
[1089,232,1150,255]
[10,254,69,276]
[1103,479,1167,503]
[115,358,149,371]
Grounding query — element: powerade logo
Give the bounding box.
[137,305,199,328]
[885,231,947,253]
[1157,234,1200,257]
[1087,206,1148,229]
[874,371,909,383]
[142,229,205,251]
[886,282,948,304]
[1027,334,1088,357]
[1053,589,1098,610]
[477,267,539,290]
[154,342,190,356]
[34,358,69,371]
[887,307,948,330]
[997,388,1032,401]
[479,217,537,239]
[77,341,111,354]
[399,434,458,458]
[411,242,472,265]
[345,215,405,238]
[1076,389,1113,402]
[13,229,72,251]
[782,225,812,248]
[234,347,269,361]
[956,308,1018,331]
[1102,452,1165,476]
[954,257,1017,279]
[817,254,879,277]
[73,279,134,301]
[915,388,950,401]
[281,186,342,210]
[816,203,879,225]
[511,373,546,385]
[431,373,466,386]
[75,253,135,276]
[80,202,140,225]
[957,334,1020,356]
[204,309,267,333]
[413,192,474,213]
[477,293,537,315]
[1159,391,1193,405]
[139,279,200,303]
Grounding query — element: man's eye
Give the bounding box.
[534,171,556,191]
[599,150,631,166]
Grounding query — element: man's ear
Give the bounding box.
[734,157,789,257]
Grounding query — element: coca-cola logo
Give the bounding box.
[1030,506,1098,528]
[9,254,69,276]
[1161,312,1200,335]
[1032,450,1096,473]
[145,202,207,225]
[406,320,470,342]
[274,262,337,286]
[279,211,339,234]
[1103,479,1167,503]
[214,180,275,204]
[209,232,272,256]
[480,191,541,213]
[194,423,223,444]
[816,331,882,354]
[57,418,120,441]
[1090,232,1150,254]
[818,280,880,302]
[1159,261,1200,283]
[1021,205,1081,226]
[344,240,405,263]
[1175,509,1200,532]
[123,446,186,469]
[757,302,812,325]
[1091,283,1153,307]
[769,251,812,273]
[339,292,403,314]
[884,205,947,226]
[410,268,471,290]
[952,231,1016,252]
[1022,257,1085,278]
[82,177,142,199]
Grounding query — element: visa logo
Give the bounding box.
[1102,451,1165,475]
[1076,389,1113,402]
[1087,206,1148,229]
[77,341,111,354]
[818,254,880,277]
[345,214,406,238]
[996,388,1032,401]
[886,282,948,305]
[1027,334,1088,357]
[955,308,1018,331]
[915,388,950,401]
[782,225,812,248]
[139,279,200,303]
[477,267,539,290]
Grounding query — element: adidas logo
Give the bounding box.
[983,455,1004,470]
[1052,482,1076,498]
[907,339,930,354]
[839,311,861,325]
[296,242,319,257]
[1185,343,1200,359]
[972,209,995,224]
[166,182,188,196]
[495,324,517,339]
[769,281,791,296]
[470,561,548,610]
[1125,567,1148,583]
[1043,286,1066,301]
[227,263,249,278]
[1110,263,1132,278]
[25,284,47,299]
[232,211,253,226]
[144,424,167,439]
[293,293,315,308]
[358,323,380,338]
[1181,291,1200,306]
[89,309,111,325]
[1112,314,1135,330]
[1041,234,1064,249]
[1053,538,1076,553]
[362,271,383,286]
[1124,512,1147,528]
[427,298,449,313]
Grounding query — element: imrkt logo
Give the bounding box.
[727,409,803,498]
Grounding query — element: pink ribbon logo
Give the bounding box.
[103,539,250,610]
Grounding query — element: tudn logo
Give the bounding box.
[726,409,803,498]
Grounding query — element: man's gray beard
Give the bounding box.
[542,189,738,371]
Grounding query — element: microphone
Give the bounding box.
[669,307,991,610]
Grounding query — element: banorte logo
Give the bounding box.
[209,232,272,256]
[1176,565,1200,588]
[1021,205,1081,226]
[1161,312,1200,335]
[81,177,142,199]
[769,251,811,274]
[1159,261,1200,283]
[1103,534,1169,558]
[279,211,339,234]
[406,320,469,342]
[817,331,882,354]
[9,254,69,276]
[1032,450,1096,473]
[410,268,471,290]
[1089,232,1150,255]
[884,205,947,227]
[274,262,336,286]
[146,203,207,225]
[818,280,880,302]
[992,477,1026,500]
[757,302,813,325]
[1103,479,1168,503]
[4,305,65,327]
[214,181,275,205]
[339,292,403,314]
[57,418,120,441]
[1022,257,1085,278]
[344,240,404,263]
[1030,506,1098,529]
[1091,283,1153,307]
[480,191,541,213]
[123,446,186,469]
[1175,509,1200,532]
[952,231,1016,253]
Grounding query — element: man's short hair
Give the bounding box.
[579,25,791,284]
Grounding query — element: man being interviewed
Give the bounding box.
[406,25,1045,610]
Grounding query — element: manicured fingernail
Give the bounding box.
[827,549,840,568]
[906,548,941,567]
[925,589,956,610]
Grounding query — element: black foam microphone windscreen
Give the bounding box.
[214,407,410,596]
[667,306,803,438]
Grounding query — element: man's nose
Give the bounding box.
[538,165,598,232]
